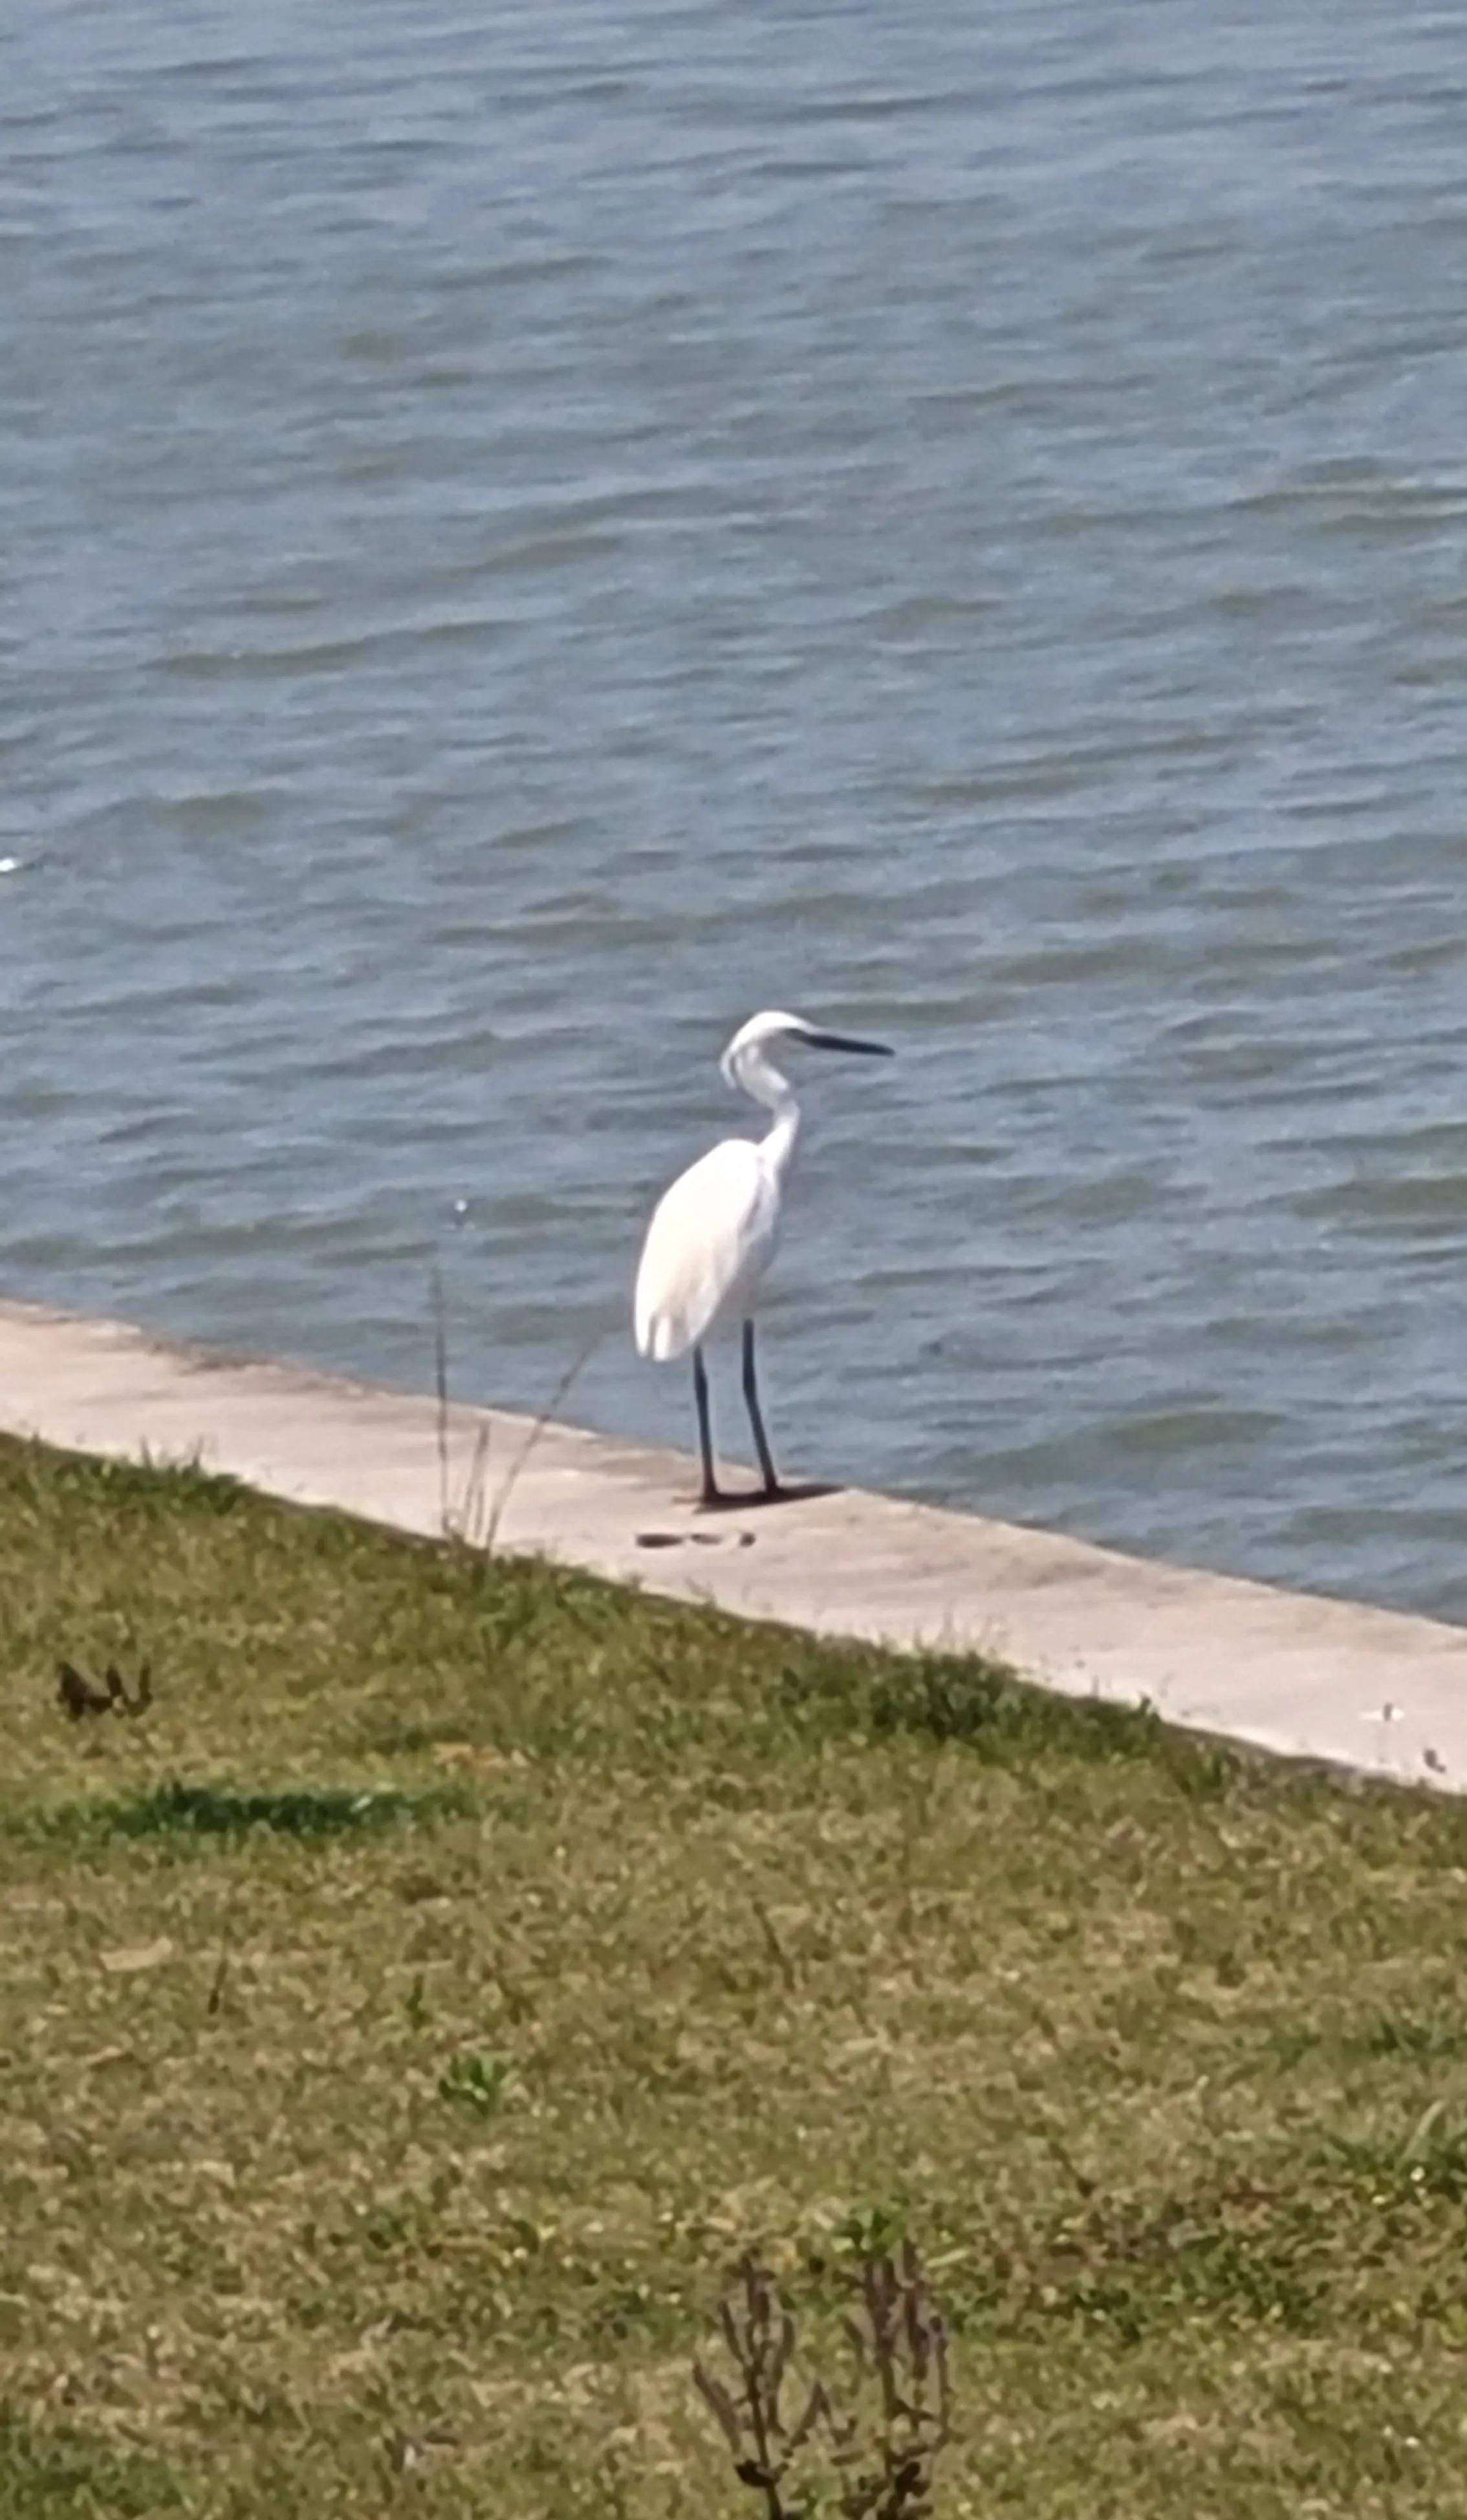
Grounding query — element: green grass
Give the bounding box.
[5,1436,1467,2514]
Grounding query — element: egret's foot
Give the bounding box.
[696,1482,724,1513]
[760,1475,783,1502]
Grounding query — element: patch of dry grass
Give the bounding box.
[5,1437,1467,2514]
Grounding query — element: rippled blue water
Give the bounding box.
[7,2,1467,1616]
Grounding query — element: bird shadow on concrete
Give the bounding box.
[708,1479,838,1511]
[635,1480,838,1548]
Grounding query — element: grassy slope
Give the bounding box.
[4,1437,1467,2516]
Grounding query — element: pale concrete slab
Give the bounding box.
[0,1294,1461,1792]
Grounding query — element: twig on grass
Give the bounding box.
[430,1270,603,1556]
[694,2257,833,2520]
[56,1658,153,1721]
[482,1328,604,1557]
[834,2243,953,2518]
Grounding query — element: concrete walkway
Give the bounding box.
[1,1293,1464,1792]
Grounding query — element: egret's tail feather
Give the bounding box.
[635,1307,687,1363]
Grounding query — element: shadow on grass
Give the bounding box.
[0,2412,183,2517]
[27,1779,475,1845]
[777,1646,1244,1792]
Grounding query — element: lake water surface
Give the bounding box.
[7,2,1467,1617]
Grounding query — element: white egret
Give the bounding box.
[633,1009,893,1506]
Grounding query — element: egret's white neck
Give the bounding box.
[730,1044,802,1182]
[732,1041,796,1114]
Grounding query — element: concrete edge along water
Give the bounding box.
[0,1293,1461,1795]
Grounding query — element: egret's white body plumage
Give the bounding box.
[635,1107,793,1363]
[633,1009,891,1503]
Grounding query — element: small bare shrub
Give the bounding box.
[694,2246,952,2519]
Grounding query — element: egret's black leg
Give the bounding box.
[742,1319,781,1497]
[692,1344,721,1506]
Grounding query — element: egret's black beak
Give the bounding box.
[803,1030,894,1057]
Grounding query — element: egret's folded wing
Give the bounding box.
[634,1139,774,1360]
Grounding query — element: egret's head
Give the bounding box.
[719,1009,893,1093]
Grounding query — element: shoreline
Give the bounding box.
[0,1290,1462,1792]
